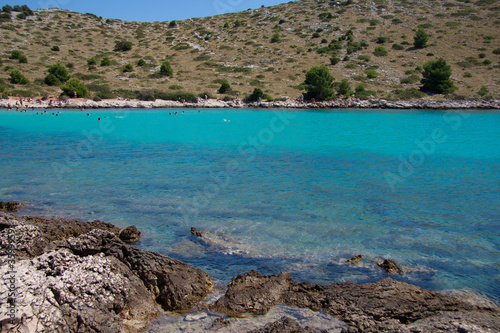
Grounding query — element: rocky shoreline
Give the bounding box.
[0,97,499,110]
[1,206,499,332]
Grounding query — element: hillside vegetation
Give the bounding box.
[0,0,499,101]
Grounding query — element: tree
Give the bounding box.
[114,40,133,52]
[60,78,90,98]
[218,81,231,94]
[168,20,176,28]
[13,5,22,12]
[337,79,353,97]
[2,5,12,13]
[304,64,335,100]
[45,63,70,85]
[247,88,265,101]
[420,58,455,94]
[160,61,173,76]
[414,27,429,49]
[10,70,29,84]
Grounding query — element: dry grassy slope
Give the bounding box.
[0,0,499,100]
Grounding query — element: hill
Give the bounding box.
[0,0,499,102]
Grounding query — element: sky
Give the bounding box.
[3,0,290,21]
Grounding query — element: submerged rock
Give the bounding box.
[248,316,322,333]
[347,255,364,264]
[0,201,22,212]
[191,227,203,237]
[119,225,141,243]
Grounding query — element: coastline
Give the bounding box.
[1,204,499,332]
[1,97,499,110]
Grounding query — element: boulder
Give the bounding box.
[210,270,294,317]
[119,225,141,243]
[347,255,363,264]
[0,248,158,333]
[57,228,213,312]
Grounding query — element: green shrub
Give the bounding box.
[2,5,12,13]
[51,45,60,51]
[123,63,134,72]
[366,69,378,78]
[354,84,376,100]
[312,32,320,38]
[392,43,405,50]
[377,36,387,44]
[330,56,341,65]
[336,79,352,97]
[46,63,70,84]
[10,70,29,84]
[218,81,231,94]
[373,46,388,56]
[137,59,146,66]
[60,78,90,98]
[194,55,211,61]
[400,74,420,84]
[10,49,22,59]
[160,61,173,76]
[169,20,176,28]
[493,48,500,55]
[246,88,272,102]
[169,84,183,90]
[463,72,472,78]
[18,55,28,63]
[114,40,132,51]
[478,86,489,96]
[100,57,112,66]
[483,59,492,65]
[271,32,281,43]
[87,57,97,66]
[394,88,425,100]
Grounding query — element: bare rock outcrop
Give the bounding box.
[212,271,500,332]
[0,212,213,332]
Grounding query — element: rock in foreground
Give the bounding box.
[212,270,500,332]
[0,212,212,332]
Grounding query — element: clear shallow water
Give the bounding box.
[0,108,499,303]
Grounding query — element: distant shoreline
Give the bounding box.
[1,97,499,110]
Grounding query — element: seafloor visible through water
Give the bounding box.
[1,108,499,305]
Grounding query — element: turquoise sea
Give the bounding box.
[0,108,499,303]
